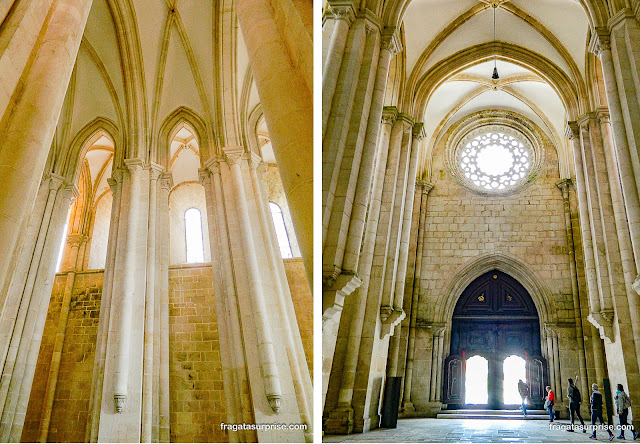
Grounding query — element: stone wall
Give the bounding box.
[21,271,103,443]
[168,264,226,443]
[284,258,313,376]
[22,259,311,442]
[410,135,582,412]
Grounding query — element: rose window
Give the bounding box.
[459,132,531,192]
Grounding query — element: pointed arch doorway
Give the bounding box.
[443,270,547,410]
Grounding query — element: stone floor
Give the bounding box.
[324,418,637,443]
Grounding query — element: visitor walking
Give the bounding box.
[518,379,530,417]
[567,378,586,433]
[590,383,614,441]
[614,383,638,440]
[545,386,555,422]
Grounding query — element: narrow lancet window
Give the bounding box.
[185,208,205,263]
[269,202,292,259]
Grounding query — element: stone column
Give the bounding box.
[158,173,172,443]
[429,332,439,402]
[142,164,162,442]
[322,4,356,135]
[0,176,76,441]
[96,161,149,442]
[112,160,144,413]
[0,0,94,296]
[387,123,424,378]
[556,179,588,398]
[37,231,85,443]
[553,334,562,403]
[566,123,610,334]
[427,326,445,404]
[251,160,313,441]
[86,170,122,443]
[545,326,557,393]
[236,0,313,283]
[590,28,640,271]
[322,107,398,411]
[402,181,433,413]
[200,160,255,442]
[224,148,282,412]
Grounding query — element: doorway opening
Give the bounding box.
[503,355,526,405]
[465,355,488,405]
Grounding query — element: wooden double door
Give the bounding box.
[443,270,548,409]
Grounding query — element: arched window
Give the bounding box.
[185,208,204,263]
[269,202,292,259]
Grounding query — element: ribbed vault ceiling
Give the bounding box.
[399,0,593,177]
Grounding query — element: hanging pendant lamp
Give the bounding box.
[492,3,500,80]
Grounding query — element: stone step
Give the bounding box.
[437,409,549,420]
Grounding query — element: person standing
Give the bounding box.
[518,379,530,417]
[614,383,638,440]
[567,378,586,432]
[590,383,614,441]
[545,386,555,422]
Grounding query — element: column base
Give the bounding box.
[324,406,354,435]
[400,401,416,417]
[354,413,377,433]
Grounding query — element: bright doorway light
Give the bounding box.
[465,355,488,404]
[503,355,526,404]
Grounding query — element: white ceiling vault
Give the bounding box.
[393,0,603,179]
[47,0,265,179]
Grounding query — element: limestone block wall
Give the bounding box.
[411,137,581,411]
[21,260,311,442]
[284,258,313,375]
[21,271,103,443]
[168,264,226,443]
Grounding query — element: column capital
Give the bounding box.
[396,112,415,128]
[124,158,145,175]
[46,173,66,191]
[358,9,382,35]
[326,2,356,25]
[588,27,610,56]
[160,172,174,191]
[412,122,426,140]
[222,147,245,166]
[608,7,636,31]
[381,106,399,125]
[595,106,611,124]
[247,151,263,170]
[565,121,580,140]
[577,111,597,128]
[63,183,80,204]
[203,156,224,175]
[556,178,572,197]
[416,180,434,195]
[146,162,164,180]
[380,27,402,54]
[544,322,557,337]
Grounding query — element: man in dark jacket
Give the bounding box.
[567,378,585,432]
[590,383,614,440]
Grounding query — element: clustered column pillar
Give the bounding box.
[589,20,640,432]
[556,179,589,403]
[235,0,313,283]
[321,8,402,418]
[401,181,434,414]
[200,149,311,442]
[0,0,94,297]
[0,175,77,441]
